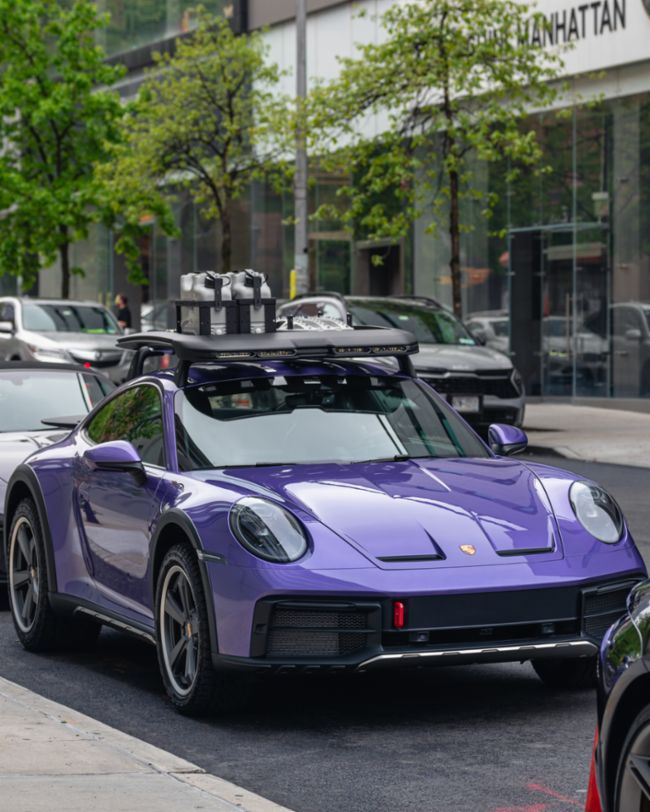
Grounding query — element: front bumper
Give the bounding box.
[214,576,642,673]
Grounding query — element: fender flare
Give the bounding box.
[149,510,221,663]
[4,464,58,594]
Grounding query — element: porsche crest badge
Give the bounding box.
[460,544,477,556]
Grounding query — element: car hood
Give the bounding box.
[23,331,122,351]
[0,430,66,486]
[413,344,512,372]
[215,457,563,567]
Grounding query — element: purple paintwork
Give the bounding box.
[487,423,528,455]
[5,359,647,673]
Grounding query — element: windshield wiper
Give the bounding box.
[354,454,413,464]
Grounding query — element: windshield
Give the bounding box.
[22,303,121,334]
[0,371,112,432]
[348,301,476,346]
[175,373,488,469]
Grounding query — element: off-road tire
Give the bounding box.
[7,498,100,651]
[155,542,249,717]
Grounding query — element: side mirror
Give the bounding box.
[488,424,528,456]
[83,441,146,485]
[0,320,15,334]
[625,328,643,342]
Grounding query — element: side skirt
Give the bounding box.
[49,594,156,646]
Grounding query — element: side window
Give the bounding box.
[0,303,15,322]
[86,385,165,467]
[81,373,114,408]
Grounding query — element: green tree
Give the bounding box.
[105,12,291,275]
[0,0,125,298]
[307,0,567,317]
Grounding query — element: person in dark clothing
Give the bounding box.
[114,293,132,330]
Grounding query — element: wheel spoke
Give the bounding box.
[164,593,185,626]
[629,754,650,802]
[169,636,187,669]
[17,526,31,565]
[178,577,192,616]
[21,584,33,622]
[185,640,196,682]
[12,569,30,588]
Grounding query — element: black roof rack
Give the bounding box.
[118,327,418,384]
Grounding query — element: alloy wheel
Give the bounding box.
[9,517,40,633]
[618,722,650,811]
[160,564,200,697]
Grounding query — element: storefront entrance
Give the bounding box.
[509,223,610,398]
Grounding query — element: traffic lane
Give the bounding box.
[0,613,592,812]
[1,453,647,812]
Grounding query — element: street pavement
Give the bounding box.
[1,403,649,812]
[525,401,650,467]
[0,676,292,812]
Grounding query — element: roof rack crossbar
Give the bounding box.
[119,327,418,385]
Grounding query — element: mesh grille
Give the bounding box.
[266,607,369,658]
[423,375,518,399]
[583,587,629,641]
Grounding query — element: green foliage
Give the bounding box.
[103,10,292,274]
[306,0,569,316]
[0,0,126,296]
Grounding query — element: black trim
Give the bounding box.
[148,511,221,666]
[4,464,58,593]
[49,594,156,645]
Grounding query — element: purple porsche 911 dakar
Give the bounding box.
[3,283,646,716]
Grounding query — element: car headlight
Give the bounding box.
[569,481,624,543]
[26,344,72,362]
[511,368,524,395]
[229,497,308,563]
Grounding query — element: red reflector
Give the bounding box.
[585,727,603,812]
[393,600,405,629]
[83,362,92,368]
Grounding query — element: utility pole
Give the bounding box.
[293,0,308,296]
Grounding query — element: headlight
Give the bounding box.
[27,344,71,362]
[229,497,308,563]
[569,481,624,543]
[511,368,524,395]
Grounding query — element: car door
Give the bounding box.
[0,301,18,359]
[76,384,167,619]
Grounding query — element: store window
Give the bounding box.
[96,0,228,57]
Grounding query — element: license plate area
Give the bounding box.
[450,395,480,413]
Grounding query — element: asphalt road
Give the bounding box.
[0,453,648,812]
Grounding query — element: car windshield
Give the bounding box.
[348,301,476,346]
[22,303,121,335]
[491,320,509,337]
[0,371,112,432]
[175,373,488,469]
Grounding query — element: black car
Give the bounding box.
[586,579,650,812]
[278,294,525,433]
[0,362,114,584]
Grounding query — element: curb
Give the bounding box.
[0,676,294,812]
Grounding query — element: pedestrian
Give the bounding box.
[114,293,132,330]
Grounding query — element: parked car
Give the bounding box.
[585,579,650,812]
[3,323,644,716]
[465,310,510,355]
[278,294,525,433]
[0,362,114,584]
[0,297,131,383]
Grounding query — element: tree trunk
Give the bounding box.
[59,229,70,300]
[448,166,462,319]
[220,210,232,274]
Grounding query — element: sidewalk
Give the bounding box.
[525,402,650,468]
[0,676,293,812]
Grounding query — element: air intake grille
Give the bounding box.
[266,607,371,658]
[583,586,630,641]
[423,374,518,399]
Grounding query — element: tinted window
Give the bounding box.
[0,370,109,432]
[175,373,488,469]
[87,386,165,466]
[349,301,476,346]
[22,303,121,335]
[0,303,14,322]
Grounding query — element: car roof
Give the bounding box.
[14,298,112,308]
